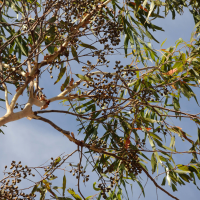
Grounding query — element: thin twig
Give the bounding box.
[78,146,85,200]
[141,167,179,200]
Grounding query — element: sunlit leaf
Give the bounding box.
[93,182,100,191]
[75,74,93,82]
[67,188,82,200]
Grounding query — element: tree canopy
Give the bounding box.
[1,0,200,199]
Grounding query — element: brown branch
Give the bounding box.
[33,115,70,136]
[32,115,197,200]
[141,167,179,200]
[32,115,128,159]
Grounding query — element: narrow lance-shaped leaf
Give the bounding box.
[79,42,97,50]
[172,183,178,192]
[146,1,154,23]
[170,136,175,148]
[166,167,171,186]
[198,128,200,145]
[124,34,129,57]
[161,177,166,186]
[136,179,145,197]
[62,175,66,196]
[75,74,93,82]
[71,46,79,63]
[61,76,70,91]
[67,188,82,200]
[93,182,100,191]
[151,153,157,174]
[54,66,66,84]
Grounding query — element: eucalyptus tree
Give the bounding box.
[1,0,200,199]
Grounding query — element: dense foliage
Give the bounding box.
[1,0,200,199]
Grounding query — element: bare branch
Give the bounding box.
[0,103,33,127]
[2,83,10,112]
[27,60,34,98]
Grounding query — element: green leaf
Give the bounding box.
[48,17,57,23]
[172,183,177,192]
[173,61,183,70]
[67,188,82,200]
[124,34,129,57]
[79,43,97,50]
[151,153,157,174]
[61,76,70,92]
[136,179,145,197]
[15,37,28,56]
[173,97,180,111]
[161,38,167,47]
[176,164,190,171]
[0,129,5,135]
[93,182,100,191]
[75,74,93,82]
[86,196,94,200]
[170,136,175,148]
[148,137,156,150]
[53,186,62,195]
[62,175,66,196]
[162,145,176,152]
[54,67,66,84]
[198,128,200,145]
[52,157,61,167]
[75,100,94,110]
[31,184,39,194]
[117,188,122,200]
[174,170,191,174]
[178,173,191,182]
[159,155,168,162]
[161,177,166,186]
[149,133,162,141]
[143,117,157,123]
[47,45,55,54]
[71,46,79,63]
[175,38,184,47]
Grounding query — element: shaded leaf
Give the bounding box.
[71,46,79,63]
[136,179,145,197]
[62,175,66,196]
[172,183,178,192]
[54,67,66,84]
[161,177,166,186]
[61,76,70,91]
[48,17,56,23]
[79,42,97,50]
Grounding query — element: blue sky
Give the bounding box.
[0,1,200,200]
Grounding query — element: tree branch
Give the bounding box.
[33,115,71,136]
[2,83,10,112]
[0,102,33,127]
[27,60,34,98]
